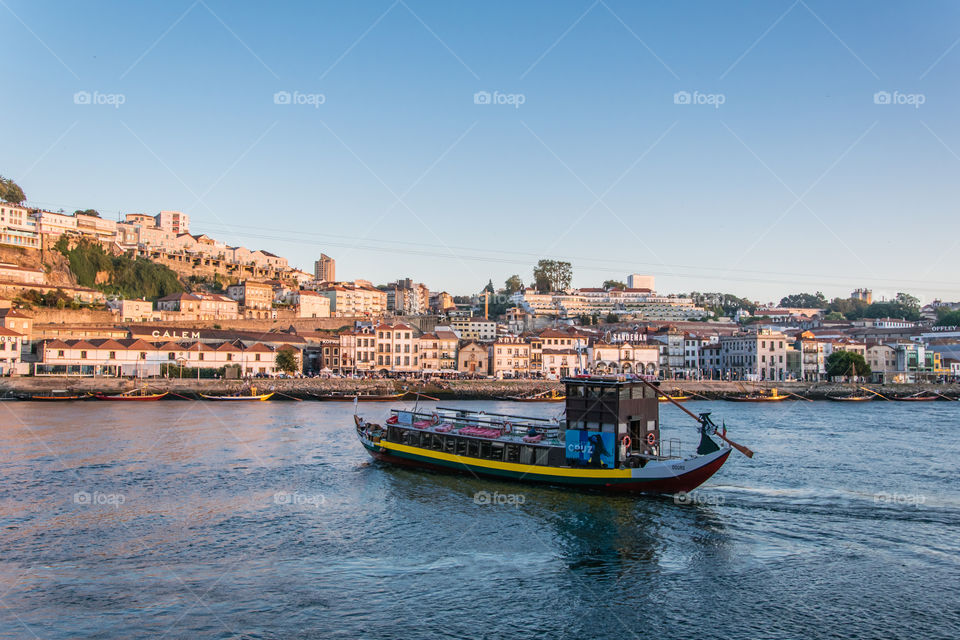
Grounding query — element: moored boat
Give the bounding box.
[95,389,169,401]
[724,387,790,402]
[658,388,691,402]
[200,389,273,401]
[30,390,90,401]
[355,376,751,495]
[508,389,566,402]
[314,391,407,402]
[825,394,873,402]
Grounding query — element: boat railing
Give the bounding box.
[662,438,682,459]
[391,408,563,439]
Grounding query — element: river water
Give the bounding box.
[0,399,957,639]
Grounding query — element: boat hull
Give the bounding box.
[199,392,274,401]
[95,392,169,401]
[359,437,730,495]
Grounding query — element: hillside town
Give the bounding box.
[1,193,959,385]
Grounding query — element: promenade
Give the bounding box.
[1,377,957,400]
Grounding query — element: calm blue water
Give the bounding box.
[0,399,958,639]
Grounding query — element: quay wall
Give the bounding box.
[1,378,957,401]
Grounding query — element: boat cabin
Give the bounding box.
[562,376,661,467]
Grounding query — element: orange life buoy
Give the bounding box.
[431,412,440,425]
[621,435,631,448]
[646,432,656,446]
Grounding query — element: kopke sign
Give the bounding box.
[150,329,201,340]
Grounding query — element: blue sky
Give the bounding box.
[2,0,959,303]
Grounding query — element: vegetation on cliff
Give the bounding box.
[54,237,183,300]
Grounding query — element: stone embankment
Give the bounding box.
[0,378,957,400]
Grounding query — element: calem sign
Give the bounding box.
[151,329,201,340]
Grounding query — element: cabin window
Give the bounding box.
[455,438,468,457]
[505,444,520,463]
[467,440,480,457]
[444,437,455,454]
[535,448,550,466]
[479,441,492,460]
[520,446,535,465]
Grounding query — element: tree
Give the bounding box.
[779,292,826,308]
[532,259,572,293]
[605,313,619,324]
[73,209,100,217]
[603,280,626,290]
[895,292,920,312]
[0,176,26,204]
[825,351,871,379]
[504,274,523,294]
[483,279,495,294]
[577,314,592,326]
[935,310,960,327]
[275,349,299,374]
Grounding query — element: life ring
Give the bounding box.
[621,435,631,448]
[386,415,398,425]
[431,412,440,425]
[646,432,656,446]
[502,421,512,435]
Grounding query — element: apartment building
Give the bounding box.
[293,290,331,318]
[490,336,532,378]
[319,282,388,318]
[720,329,789,381]
[374,322,420,372]
[314,254,335,282]
[0,327,24,374]
[156,293,239,320]
[419,326,459,372]
[226,280,274,318]
[30,210,77,238]
[451,317,497,342]
[0,202,39,249]
[156,210,189,235]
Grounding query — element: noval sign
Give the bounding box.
[151,329,201,339]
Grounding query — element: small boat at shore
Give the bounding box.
[95,389,169,401]
[826,394,873,402]
[724,388,791,402]
[355,376,752,495]
[30,390,90,401]
[890,394,939,402]
[658,388,691,402]
[313,391,407,402]
[508,389,566,402]
[200,389,273,401]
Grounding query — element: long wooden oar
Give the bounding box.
[860,386,891,401]
[784,390,813,402]
[638,378,754,458]
[168,391,195,400]
[935,392,958,401]
[412,392,440,401]
[274,390,303,402]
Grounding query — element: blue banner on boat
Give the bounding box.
[565,430,615,469]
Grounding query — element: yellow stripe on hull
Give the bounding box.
[378,440,632,480]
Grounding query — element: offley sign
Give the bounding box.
[150,329,201,340]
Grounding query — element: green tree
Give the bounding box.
[532,259,572,293]
[55,237,183,299]
[605,313,619,324]
[275,348,300,374]
[779,292,826,308]
[483,279,495,294]
[603,280,626,290]
[935,309,960,326]
[826,351,871,378]
[73,209,100,217]
[577,314,592,326]
[504,274,523,294]
[0,176,26,203]
[895,292,920,312]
